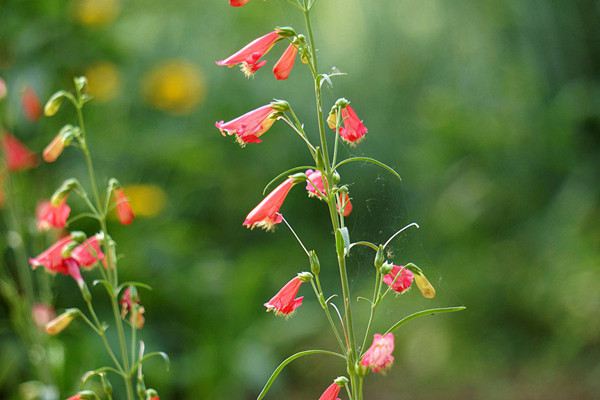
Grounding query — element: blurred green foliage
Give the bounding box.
[1,0,599,399]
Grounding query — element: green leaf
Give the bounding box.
[257,350,345,400]
[334,157,401,181]
[384,306,466,335]
[117,281,153,295]
[262,166,315,195]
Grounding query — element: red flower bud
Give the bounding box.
[115,188,135,225]
[273,43,298,80]
[22,87,42,122]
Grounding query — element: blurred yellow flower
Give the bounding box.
[73,0,120,27]
[121,184,167,218]
[142,60,205,115]
[86,62,121,102]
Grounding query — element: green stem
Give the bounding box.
[360,271,382,354]
[303,6,359,398]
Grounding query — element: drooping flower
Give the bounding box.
[21,87,42,122]
[30,234,104,278]
[273,43,298,80]
[70,235,105,269]
[36,199,71,231]
[328,104,367,144]
[120,287,145,329]
[114,188,135,225]
[305,169,326,199]
[243,178,295,231]
[264,276,304,316]
[319,381,342,400]
[216,104,281,146]
[382,265,414,294]
[336,192,353,217]
[361,333,395,373]
[2,132,38,171]
[230,0,250,6]
[216,31,282,77]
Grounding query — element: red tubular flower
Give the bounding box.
[29,235,74,275]
[216,104,279,146]
[273,43,298,80]
[336,192,353,217]
[43,133,66,163]
[319,382,342,400]
[361,333,395,373]
[264,276,304,316]
[36,199,71,231]
[115,188,135,225]
[305,169,326,199]
[328,105,367,144]
[71,236,105,269]
[230,0,250,6]
[22,87,42,122]
[2,132,38,171]
[30,235,104,280]
[216,31,281,77]
[383,265,414,294]
[243,178,295,231]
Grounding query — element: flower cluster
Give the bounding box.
[218,1,464,399]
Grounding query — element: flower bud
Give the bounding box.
[44,125,78,163]
[74,76,88,93]
[68,390,98,400]
[146,389,159,400]
[51,178,79,205]
[297,271,313,283]
[414,273,436,299]
[309,250,320,275]
[44,91,67,116]
[374,245,385,270]
[45,308,78,335]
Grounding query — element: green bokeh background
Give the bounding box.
[1,0,599,398]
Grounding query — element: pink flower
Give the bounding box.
[22,87,42,122]
[305,169,326,199]
[2,132,38,171]
[0,78,6,100]
[328,105,367,144]
[319,382,342,400]
[120,288,145,329]
[36,199,71,231]
[273,43,298,80]
[32,303,56,330]
[30,235,105,281]
[71,236,105,269]
[216,104,279,146]
[115,188,135,225]
[230,0,250,6]
[264,276,304,316]
[243,178,295,231]
[383,265,414,294]
[361,333,395,373]
[216,31,281,77]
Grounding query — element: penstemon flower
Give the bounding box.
[216,30,282,77]
[36,199,71,231]
[21,86,42,122]
[382,264,414,294]
[114,187,135,225]
[229,0,250,6]
[328,104,368,144]
[216,103,282,145]
[29,235,104,279]
[264,276,305,317]
[243,177,296,230]
[273,43,298,80]
[218,2,466,398]
[361,333,395,374]
[2,132,38,171]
